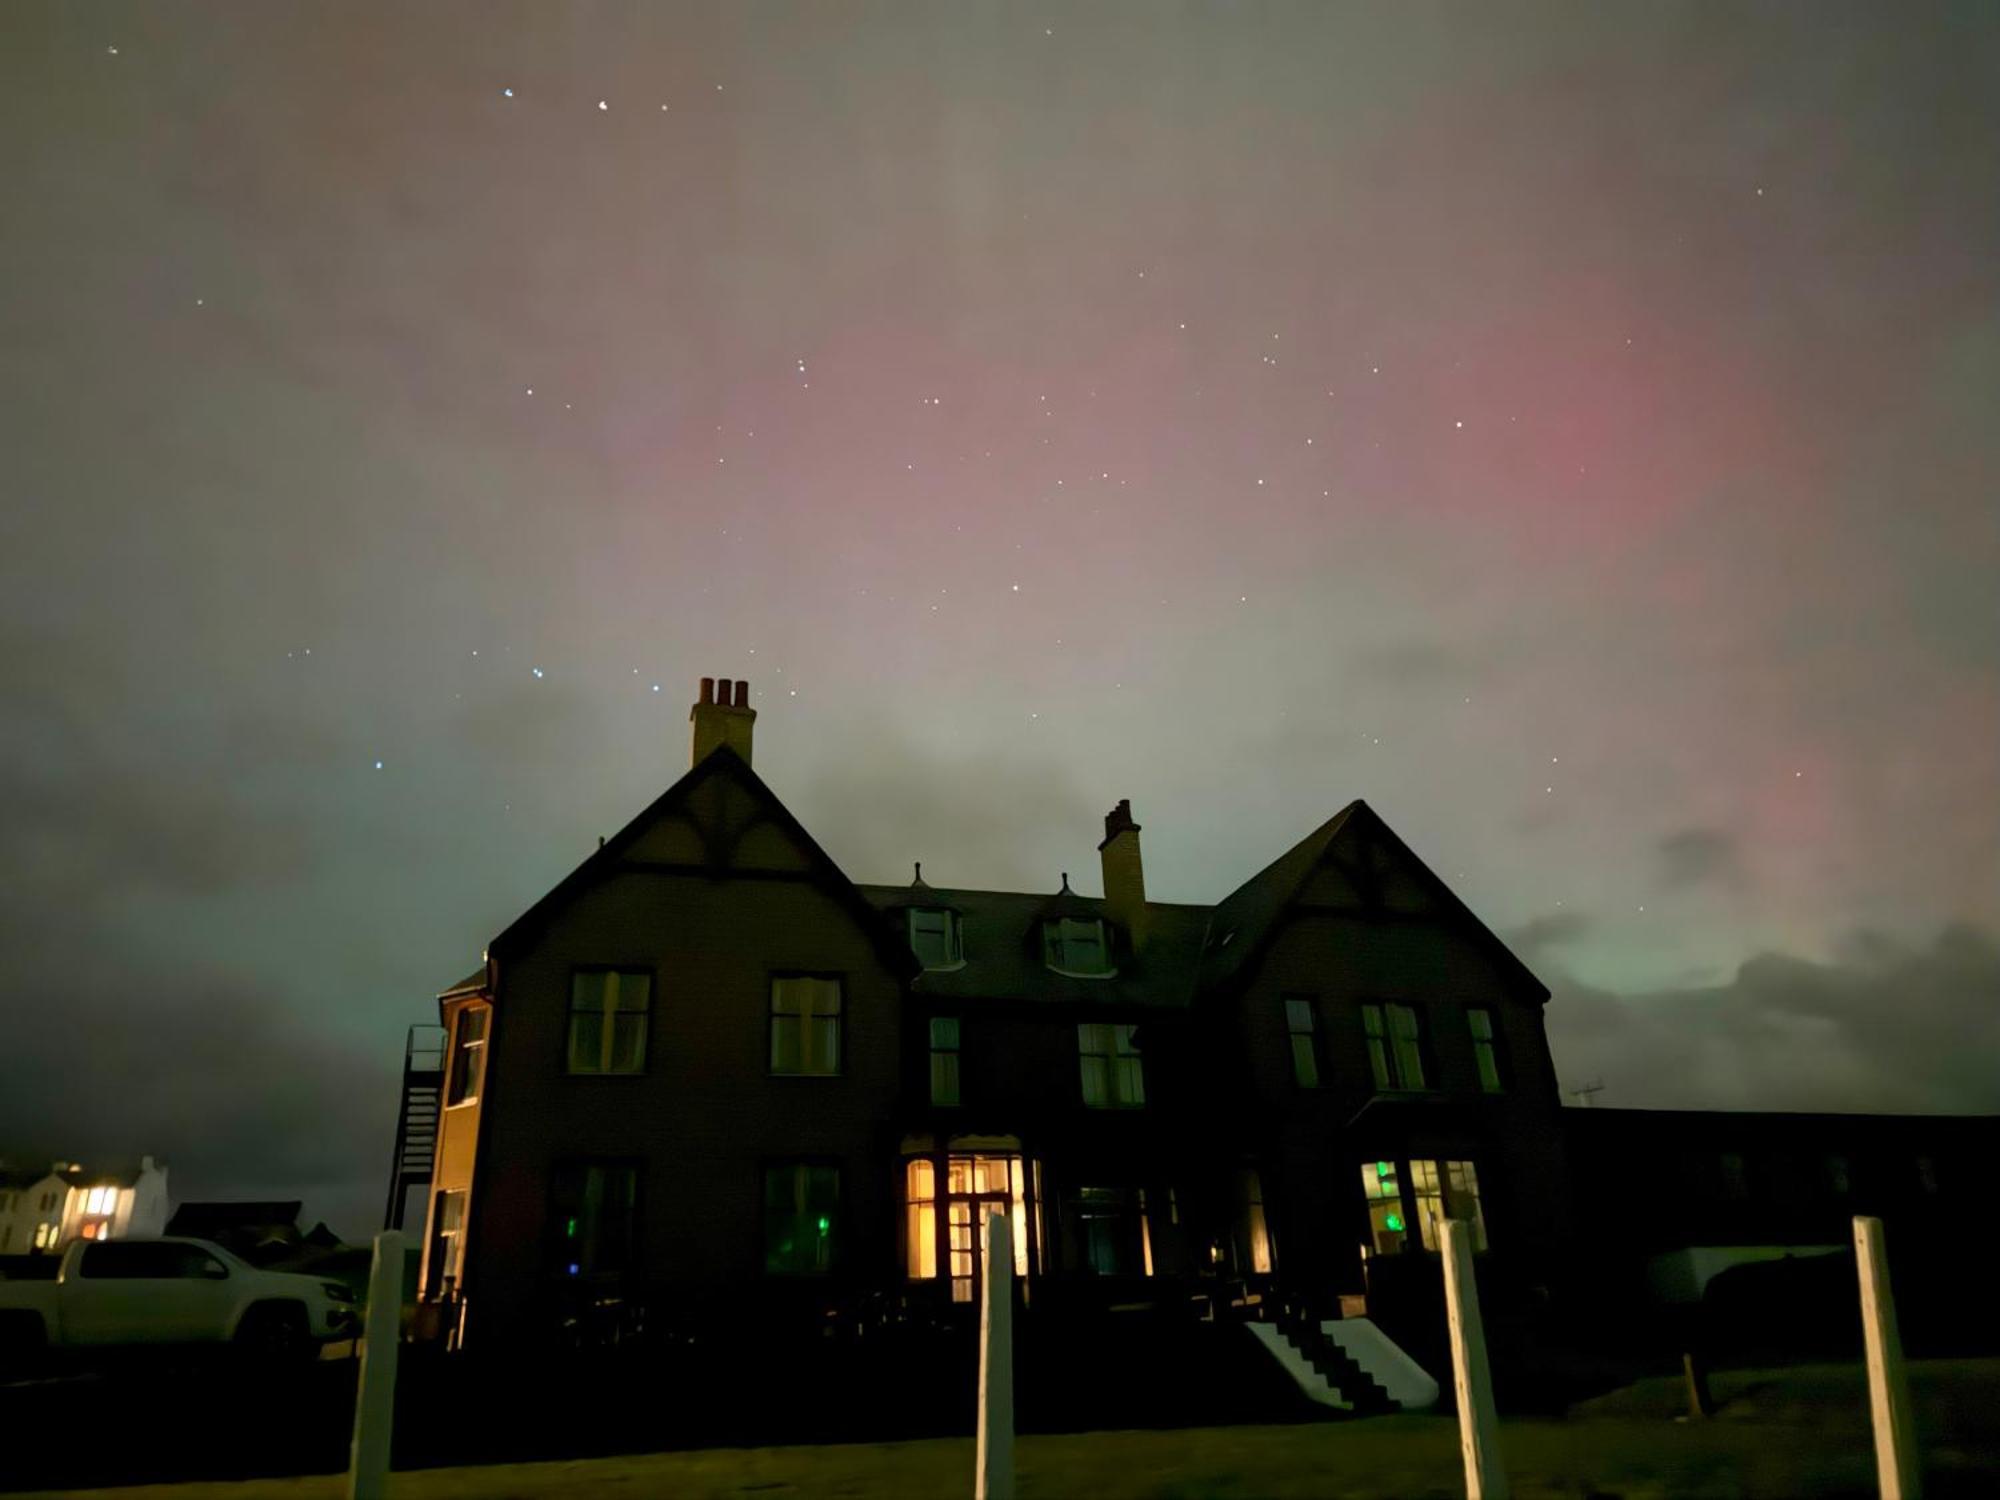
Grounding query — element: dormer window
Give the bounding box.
[1043,917,1110,976]
[909,907,963,969]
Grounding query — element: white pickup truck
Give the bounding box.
[0,1236,358,1369]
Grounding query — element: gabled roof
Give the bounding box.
[855,885,1212,1009]
[1197,799,1549,1003]
[485,746,920,985]
[0,1165,63,1192]
[59,1159,156,1190]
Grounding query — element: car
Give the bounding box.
[0,1236,358,1373]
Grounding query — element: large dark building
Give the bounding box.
[414,676,1573,1356]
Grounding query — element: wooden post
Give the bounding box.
[1441,1216,1507,1499]
[1682,1349,1715,1419]
[1854,1216,1921,1499]
[347,1230,404,1500]
[975,1209,1015,1500]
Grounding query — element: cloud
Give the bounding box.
[1503,910,1592,959]
[1655,827,1741,889]
[1348,637,1489,687]
[1543,922,2000,1114]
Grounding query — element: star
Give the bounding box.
[532,667,545,679]
[1455,420,1464,429]
[106,45,119,56]
[374,760,384,770]
[597,99,609,111]
[502,87,514,98]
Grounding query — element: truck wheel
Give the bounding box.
[235,1302,311,1364]
[0,1311,49,1380]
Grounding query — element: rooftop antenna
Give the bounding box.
[1570,1080,1606,1108]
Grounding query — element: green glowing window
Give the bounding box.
[765,1163,840,1276]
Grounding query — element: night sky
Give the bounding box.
[4,3,1996,1236]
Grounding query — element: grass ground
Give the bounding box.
[17,1358,1998,1499]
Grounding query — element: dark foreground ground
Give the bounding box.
[11,1360,2000,1500]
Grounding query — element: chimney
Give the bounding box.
[690,674,756,767]
[1098,798,1149,952]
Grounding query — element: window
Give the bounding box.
[1360,1161,1407,1256]
[82,1186,117,1216]
[1078,1022,1144,1108]
[770,976,842,1076]
[1445,1160,1488,1251]
[765,1163,839,1275]
[34,1222,56,1250]
[448,1007,488,1103]
[929,1017,961,1106]
[905,1159,937,1280]
[909,908,962,969]
[1044,917,1110,975]
[567,970,650,1075]
[940,1156,1032,1301]
[1467,1007,1504,1092]
[1361,1003,1427,1090]
[78,1242,212,1278]
[1075,1187,1148,1276]
[1284,998,1319,1088]
[550,1163,639,1280]
[1239,1169,1273,1274]
[428,1190,467,1295]
[1409,1161,1448,1250]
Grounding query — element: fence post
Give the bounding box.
[1441,1216,1507,1499]
[347,1229,404,1500]
[1682,1349,1715,1419]
[975,1209,1015,1500]
[1854,1216,1921,1500]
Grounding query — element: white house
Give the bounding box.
[57,1157,170,1244]
[0,1167,71,1254]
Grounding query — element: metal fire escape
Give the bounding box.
[383,1024,448,1231]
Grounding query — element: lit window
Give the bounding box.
[929,1017,961,1106]
[771,976,842,1075]
[1078,1022,1144,1108]
[765,1163,839,1275]
[1284,998,1319,1088]
[1410,1161,1448,1250]
[1044,917,1110,975]
[428,1190,467,1295]
[550,1162,638,1280]
[1361,1003,1427,1090]
[35,1222,56,1250]
[909,908,962,969]
[905,1159,937,1280]
[567,971,650,1074]
[1446,1160,1488,1250]
[1239,1169,1273,1273]
[84,1186,118,1216]
[940,1155,1031,1300]
[448,1007,488,1103]
[1467,1007,1504,1092]
[1360,1161,1406,1256]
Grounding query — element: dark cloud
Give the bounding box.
[1503,910,1592,960]
[1544,923,2000,1115]
[1655,827,1742,889]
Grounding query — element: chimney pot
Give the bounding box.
[700,677,715,705]
[717,677,734,703]
[689,672,758,768]
[733,679,749,708]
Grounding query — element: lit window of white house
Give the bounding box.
[1044,917,1110,975]
[909,908,962,969]
[83,1186,118,1217]
[1078,1022,1144,1108]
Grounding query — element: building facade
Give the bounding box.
[419,678,1573,1350]
[0,1156,168,1254]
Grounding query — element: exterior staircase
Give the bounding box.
[382,1025,448,1230]
[1271,1305,1400,1413]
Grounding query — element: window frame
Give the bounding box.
[908,907,964,970]
[769,972,845,1077]
[1044,917,1113,977]
[1361,1002,1430,1091]
[447,1004,490,1105]
[1077,1021,1145,1109]
[928,1015,961,1107]
[564,967,653,1077]
[762,1159,842,1277]
[1467,1005,1505,1093]
[1283,996,1320,1089]
[548,1158,642,1283]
